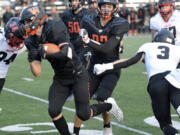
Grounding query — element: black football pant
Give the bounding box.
[0,78,5,93]
[148,77,180,130]
[89,71,120,102]
[48,69,91,121]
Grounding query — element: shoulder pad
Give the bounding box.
[110,17,129,35]
[78,8,92,17]
[81,14,99,33]
[0,28,5,40]
[61,10,72,21]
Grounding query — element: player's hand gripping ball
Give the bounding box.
[43,43,60,54]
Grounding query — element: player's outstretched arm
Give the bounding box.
[29,61,42,77]
[94,52,144,75]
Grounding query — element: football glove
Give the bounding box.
[93,63,114,75]
[79,29,90,44]
[38,44,46,59]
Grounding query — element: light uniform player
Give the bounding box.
[150,0,180,46]
[93,29,180,135]
[0,17,26,92]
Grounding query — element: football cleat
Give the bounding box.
[105,97,123,122]
[103,126,113,135]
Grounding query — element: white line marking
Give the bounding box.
[3,87,153,135]
[22,78,34,82]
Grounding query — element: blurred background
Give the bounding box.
[0,0,180,35]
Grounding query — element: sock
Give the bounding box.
[104,122,111,128]
[162,125,178,135]
[73,126,80,135]
[91,103,112,117]
[53,116,70,135]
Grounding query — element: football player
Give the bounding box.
[94,29,180,135]
[61,0,96,60]
[88,0,98,11]
[19,6,123,135]
[0,17,26,93]
[150,0,180,46]
[73,0,129,134]
[61,0,96,103]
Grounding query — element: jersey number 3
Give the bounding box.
[157,46,169,59]
[0,51,17,65]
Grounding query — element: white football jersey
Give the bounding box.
[137,42,180,79]
[165,69,180,89]
[0,28,26,78]
[150,10,180,46]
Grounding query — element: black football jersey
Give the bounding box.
[81,14,129,69]
[25,20,83,82]
[62,8,96,51]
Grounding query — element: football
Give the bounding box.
[43,43,60,53]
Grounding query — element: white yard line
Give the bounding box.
[3,87,153,135]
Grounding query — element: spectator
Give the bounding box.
[48,6,60,21]
[119,4,129,20]
[2,5,14,26]
[128,7,137,35]
[137,4,145,35]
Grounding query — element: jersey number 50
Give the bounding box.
[68,22,80,33]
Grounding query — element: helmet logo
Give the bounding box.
[28,7,39,16]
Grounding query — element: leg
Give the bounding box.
[0,78,5,93]
[148,79,177,135]
[169,81,180,117]
[48,79,71,135]
[96,73,121,134]
[72,70,112,134]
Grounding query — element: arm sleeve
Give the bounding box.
[87,34,123,53]
[113,52,144,69]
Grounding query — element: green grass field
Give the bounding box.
[0,35,179,135]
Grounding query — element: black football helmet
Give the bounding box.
[69,0,85,12]
[153,28,175,45]
[88,0,97,4]
[98,0,118,20]
[158,0,174,19]
[5,17,25,50]
[19,6,48,38]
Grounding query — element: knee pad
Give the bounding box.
[76,108,91,121]
[177,106,180,116]
[48,107,62,118]
[162,125,178,135]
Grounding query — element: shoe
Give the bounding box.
[105,97,123,122]
[103,126,113,135]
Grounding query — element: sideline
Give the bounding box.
[3,87,153,135]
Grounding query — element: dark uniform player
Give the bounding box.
[61,0,96,61]
[61,0,96,103]
[88,0,98,12]
[73,0,129,134]
[19,6,123,135]
[94,29,180,135]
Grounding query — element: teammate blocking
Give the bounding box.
[94,29,180,135]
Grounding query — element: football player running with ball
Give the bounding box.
[0,17,26,93]
[73,0,129,134]
[94,29,180,135]
[19,6,123,135]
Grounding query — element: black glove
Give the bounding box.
[38,44,46,59]
[119,46,124,53]
[28,48,41,62]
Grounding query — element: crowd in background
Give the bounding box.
[0,0,177,36]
